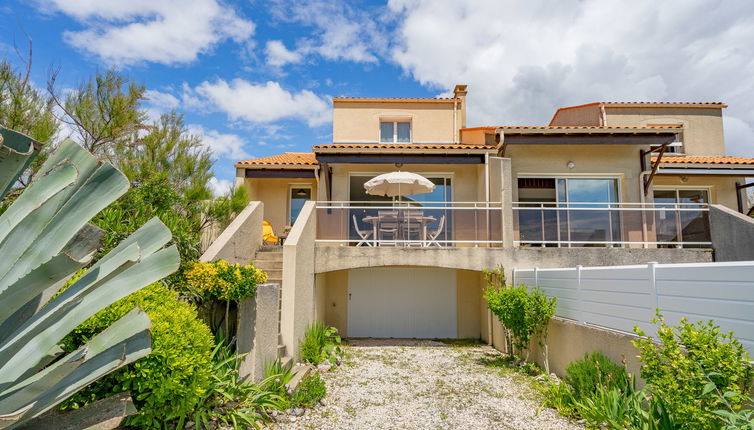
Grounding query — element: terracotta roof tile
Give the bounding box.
[461,125,681,131]
[312,143,494,150]
[332,97,457,103]
[236,152,318,166]
[603,101,727,107]
[653,156,754,165]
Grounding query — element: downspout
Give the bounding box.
[600,104,607,126]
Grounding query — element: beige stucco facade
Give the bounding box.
[236,174,318,233]
[653,174,740,209]
[604,107,726,156]
[332,100,462,143]
[507,144,647,203]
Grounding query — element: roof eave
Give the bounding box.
[234,163,319,169]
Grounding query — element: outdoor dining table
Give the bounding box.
[362,213,437,245]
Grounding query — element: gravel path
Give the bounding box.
[272,339,583,430]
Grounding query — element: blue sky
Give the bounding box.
[3,0,754,193]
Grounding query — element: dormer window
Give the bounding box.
[380,120,411,144]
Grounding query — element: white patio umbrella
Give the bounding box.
[364,171,435,197]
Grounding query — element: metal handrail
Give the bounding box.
[513,201,709,207]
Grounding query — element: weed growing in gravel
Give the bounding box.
[477,353,544,376]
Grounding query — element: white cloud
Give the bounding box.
[388,0,754,156]
[208,177,234,196]
[266,40,303,67]
[40,0,254,65]
[144,89,180,110]
[268,0,387,64]
[189,124,251,160]
[194,79,330,126]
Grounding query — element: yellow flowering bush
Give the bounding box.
[183,259,267,301]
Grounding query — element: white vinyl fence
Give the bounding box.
[513,261,754,353]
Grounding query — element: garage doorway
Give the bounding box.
[347,267,457,338]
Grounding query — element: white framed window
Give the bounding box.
[288,185,312,225]
[380,121,411,144]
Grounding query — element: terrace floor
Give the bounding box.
[272,339,583,430]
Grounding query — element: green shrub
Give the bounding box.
[633,312,754,430]
[565,352,629,400]
[291,373,327,408]
[538,378,577,417]
[300,322,342,365]
[483,268,556,355]
[63,282,214,428]
[190,340,287,429]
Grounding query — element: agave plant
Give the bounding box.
[0,127,180,428]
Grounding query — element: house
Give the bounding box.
[228,85,754,358]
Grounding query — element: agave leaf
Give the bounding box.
[89,217,172,273]
[35,140,96,184]
[0,127,42,200]
[0,308,151,425]
[0,252,93,326]
[0,163,129,289]
[0,142,101,284]
[0,162,77,245]
[0,245,178,389]
[0,242,142,377]
[0,224,108,340]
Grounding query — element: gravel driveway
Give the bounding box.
[272,339,582,430]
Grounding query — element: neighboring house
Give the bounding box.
[231,85,754,356]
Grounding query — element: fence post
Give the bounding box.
[576,265,584,324]
[648,262,659,312]
[533,267,539,286]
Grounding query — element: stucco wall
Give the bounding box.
[316,270,349,337]
[240,177,317,233]
[457,270,484,338]
[709,204,754,261]
[652,174,740,210]
[280,201,317,360]
[507,144,645,204]
[200,201,263,264]
[333,101,457,143]
[605,107,725,156]
[526,318,643,381]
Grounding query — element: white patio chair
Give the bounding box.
[424,215,446,247]
[377,210,399,245]
[401,210,424,246]
[352,214,374,246]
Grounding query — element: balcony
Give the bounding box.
[513,202,711,247]
[313,201,712,248]
[315,201,503,247]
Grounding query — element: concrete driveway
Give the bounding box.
[273,339,582,430]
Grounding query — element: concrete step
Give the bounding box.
[255,260,283,270]
[255,252,283,261]
[258,245,283,252]
[288,363,312,390]
[264,269,282,280]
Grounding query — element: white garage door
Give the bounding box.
[348,267,457,338]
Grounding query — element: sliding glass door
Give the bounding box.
[517,177,620,246]
[558,178,620,245]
